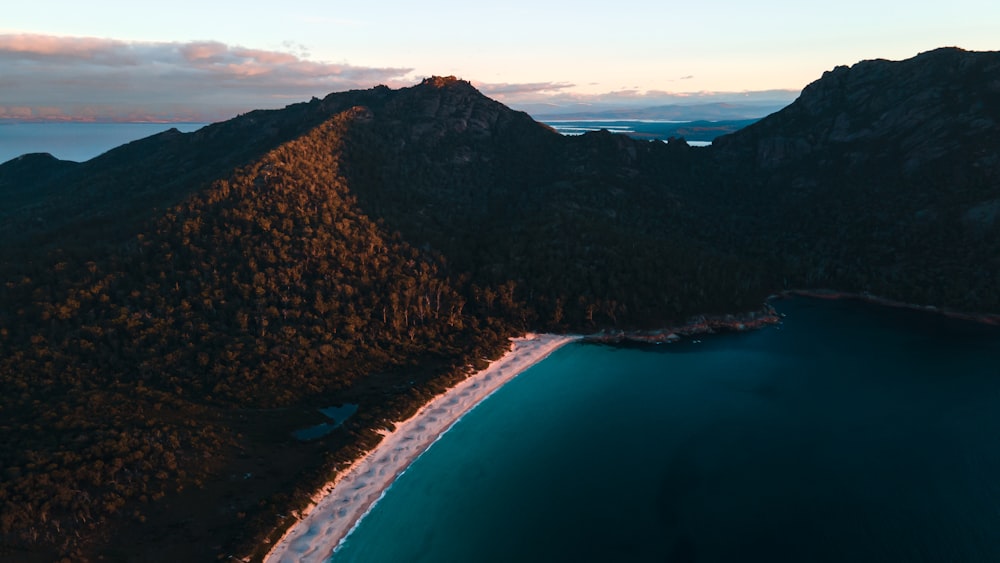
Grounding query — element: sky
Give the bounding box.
[2,1,998,121]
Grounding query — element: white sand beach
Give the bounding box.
[263,333,579,563]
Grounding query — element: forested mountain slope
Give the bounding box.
[0,47,998,561]
[337,77,775,328]
[0,106,514,562]
[711,47,1000,310]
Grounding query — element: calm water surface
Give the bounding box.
[330,297,1000,562]
[0,122,208,163]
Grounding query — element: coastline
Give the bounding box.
[583,304,782,344]
[583,290,1000,348]
[262,333,580,563]
[779,289,1000,326]
[258,289,1000,562]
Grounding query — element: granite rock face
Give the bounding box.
[715,47,1000,183]
[705,48,1000,313]
[375,76,538,143]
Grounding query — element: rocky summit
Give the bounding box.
[716,47,1000,177]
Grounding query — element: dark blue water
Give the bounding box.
[0,122,208,163]
[330,297,1000,562]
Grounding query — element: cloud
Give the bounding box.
[465,79,798,119]
[0,33,802,123]
[0,33,414,122]
[458,73,799,113]
[476,81,576,97]
[497,87,802,119]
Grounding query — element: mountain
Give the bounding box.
[1,48,998,561]
[0,88,391,256]
[711,46,1000,310]
[716,47,1000,173]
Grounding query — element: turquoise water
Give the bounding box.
[330,297,1000,562]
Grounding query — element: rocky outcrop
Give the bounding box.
[714,47,1000,182]
[702,48,1000,315]
[583,305,781,344]
[375,76,545,143]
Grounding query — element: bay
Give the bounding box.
[541,119,751,144]
[0,122,209,164]
[0,120,715,165]
[330,296,1000,562]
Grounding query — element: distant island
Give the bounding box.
[540,118,759,143]
[1,47,998,562]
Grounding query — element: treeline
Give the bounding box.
[702,123,1000,315]
[341,104,779,332]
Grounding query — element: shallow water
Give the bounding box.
[330,297,1000,562]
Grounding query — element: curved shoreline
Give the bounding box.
[258,292,999,561]
[262,333,580,563]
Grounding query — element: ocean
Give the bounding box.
[0,122,209,163]
[542,119,751,145]
[0,120,708,165]
[329,296,1000,563]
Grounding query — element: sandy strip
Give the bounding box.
[263,333,580,563]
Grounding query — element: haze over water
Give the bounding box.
[0,120,714,165]
[0,122,208,163]
[330,297,1000,563]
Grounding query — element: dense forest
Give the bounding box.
[0,109,520,561]
[1,47,998,561]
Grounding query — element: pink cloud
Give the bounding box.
[179,41,230,62]
[233,48,299,66]
[0,32,801,123]
[0,106,35,119]
[0,33,415,122]
[0,34,141,65]
[477,81,576,97]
